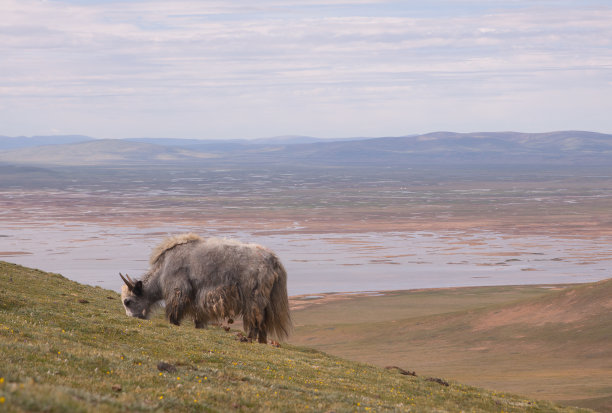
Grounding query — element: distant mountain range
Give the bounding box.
[0,131,611,166]
[0,134,360,150]
[0,135,95,150]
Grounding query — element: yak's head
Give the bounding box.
[119,273,150,319]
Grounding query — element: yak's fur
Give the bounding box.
[120,233,292,342]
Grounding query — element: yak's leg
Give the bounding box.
[247,324,259,341]
[257,307,268,343]
[244,281,272,343]
[193,302,207,328]
[164,269,193,326]
[246,306,268,343]
[257,325,267,344]
[166,288,186,325]
[243,315,257,342]
[253,281,274,344]
[194,317,207,329]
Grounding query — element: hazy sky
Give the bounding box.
[1,0,611,139]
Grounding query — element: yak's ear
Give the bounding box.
[133,281,144,296]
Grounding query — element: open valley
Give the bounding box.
[2,163,612,293]
[2,161,612,411]
[3,0,612,409]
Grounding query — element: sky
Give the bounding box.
[1,0,611,139]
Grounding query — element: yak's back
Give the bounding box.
[150,233,203,265]
[204,237,265,251]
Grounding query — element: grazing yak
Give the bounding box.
[120,233,292,343]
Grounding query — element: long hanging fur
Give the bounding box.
[263,254,292,340]
[120,234,292,342]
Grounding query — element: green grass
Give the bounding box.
[0,261,591,412]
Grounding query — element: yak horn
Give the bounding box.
[119,272,134,289]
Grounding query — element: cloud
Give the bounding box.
[0,0,611,137]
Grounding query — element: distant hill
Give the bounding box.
[128,135,366,146]
[126,137,214,146]
[0,135,94,150]
[0,131,611,166]
[264,130,612,165]
[250,135,326,144]
[0,139,218,165]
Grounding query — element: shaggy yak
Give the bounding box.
[120,233,292,343]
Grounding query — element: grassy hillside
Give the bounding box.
[0,261,589,412]
[291,282,612,412]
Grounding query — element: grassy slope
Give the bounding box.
[0,262,589,412]
[290,283,612,412]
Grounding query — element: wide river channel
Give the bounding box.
[1,222,610,295]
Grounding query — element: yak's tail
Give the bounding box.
[266,255,292,341]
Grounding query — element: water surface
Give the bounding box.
[1,223,610,295]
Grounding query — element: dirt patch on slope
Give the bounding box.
[473,279,612,331]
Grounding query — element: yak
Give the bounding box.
[119,233,292,343]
